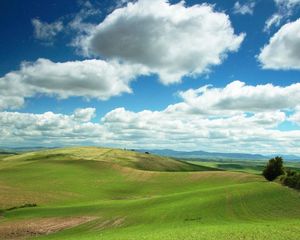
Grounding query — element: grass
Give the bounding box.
[0,153,15,161]
[187,159,300,174]
[0,147,300,239]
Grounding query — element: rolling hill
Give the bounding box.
[0,147,300,240]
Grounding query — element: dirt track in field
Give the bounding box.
[0,216,97,240]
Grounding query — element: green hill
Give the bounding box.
[0,147,300,240]
[0,147,213,172]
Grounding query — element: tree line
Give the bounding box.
[263,156,300,190]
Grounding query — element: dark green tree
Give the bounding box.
[280,169,300,190]
[262,156,284,181]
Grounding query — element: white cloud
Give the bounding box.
[114,0,134,9]
[0,107,290,153]
[0,96,25,111]
[68,2,102,55]
[73,108,96,122]
[77,0,244,84]
[166,81,300,115]
[274,0,300,9]
[288,107,300,125]
[259,19,300,70]
[78,0,94,8]
[3,82,300,154]
[0,58,148,110]
[98,97,299,153]
[264,14,283,32]
[0,109,107,147]
[101,107,287,147]
[69,1,101,34]
[233,1,255,15]
[32,19,63,42]
[0,0,245,111]
[33,1,101,46]
[264,0,300,31]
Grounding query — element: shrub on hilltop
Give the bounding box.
[262,156,284,181]
[262,156,300,190]
[280,169,300,190]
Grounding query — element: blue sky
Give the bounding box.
[1,0,300,154]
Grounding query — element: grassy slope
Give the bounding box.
[0,147,300,240]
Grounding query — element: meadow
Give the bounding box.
[187,158,300,174]
[0,147,299,239]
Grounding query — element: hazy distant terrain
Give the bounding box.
[137,149,300,161]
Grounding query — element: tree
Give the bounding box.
[262,156,284,181]
[280,169,300,190]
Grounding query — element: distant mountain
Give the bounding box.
[137,149,300,161]
[266,154,300,161]
[0,146,57,153]
[1,146,300,161]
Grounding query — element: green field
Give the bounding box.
[187,159,300,174]
[0,147,300,239]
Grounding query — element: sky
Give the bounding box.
[1,0,300,154]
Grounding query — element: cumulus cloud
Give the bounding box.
[100,107,290,152]
[259,19,300,70]
[32,19,63,42]
[166,81,300,115]
[233,1,256,15]
[77,0,244,84]
[97,89,300,153]
[68,2,102,55]
[0,58,148,110]
[0,107,291,153]
[73,108,96,122]
[0,0,245,110]
[0,109,107,147]
[288,107,300,125]
[3,81,300,154]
